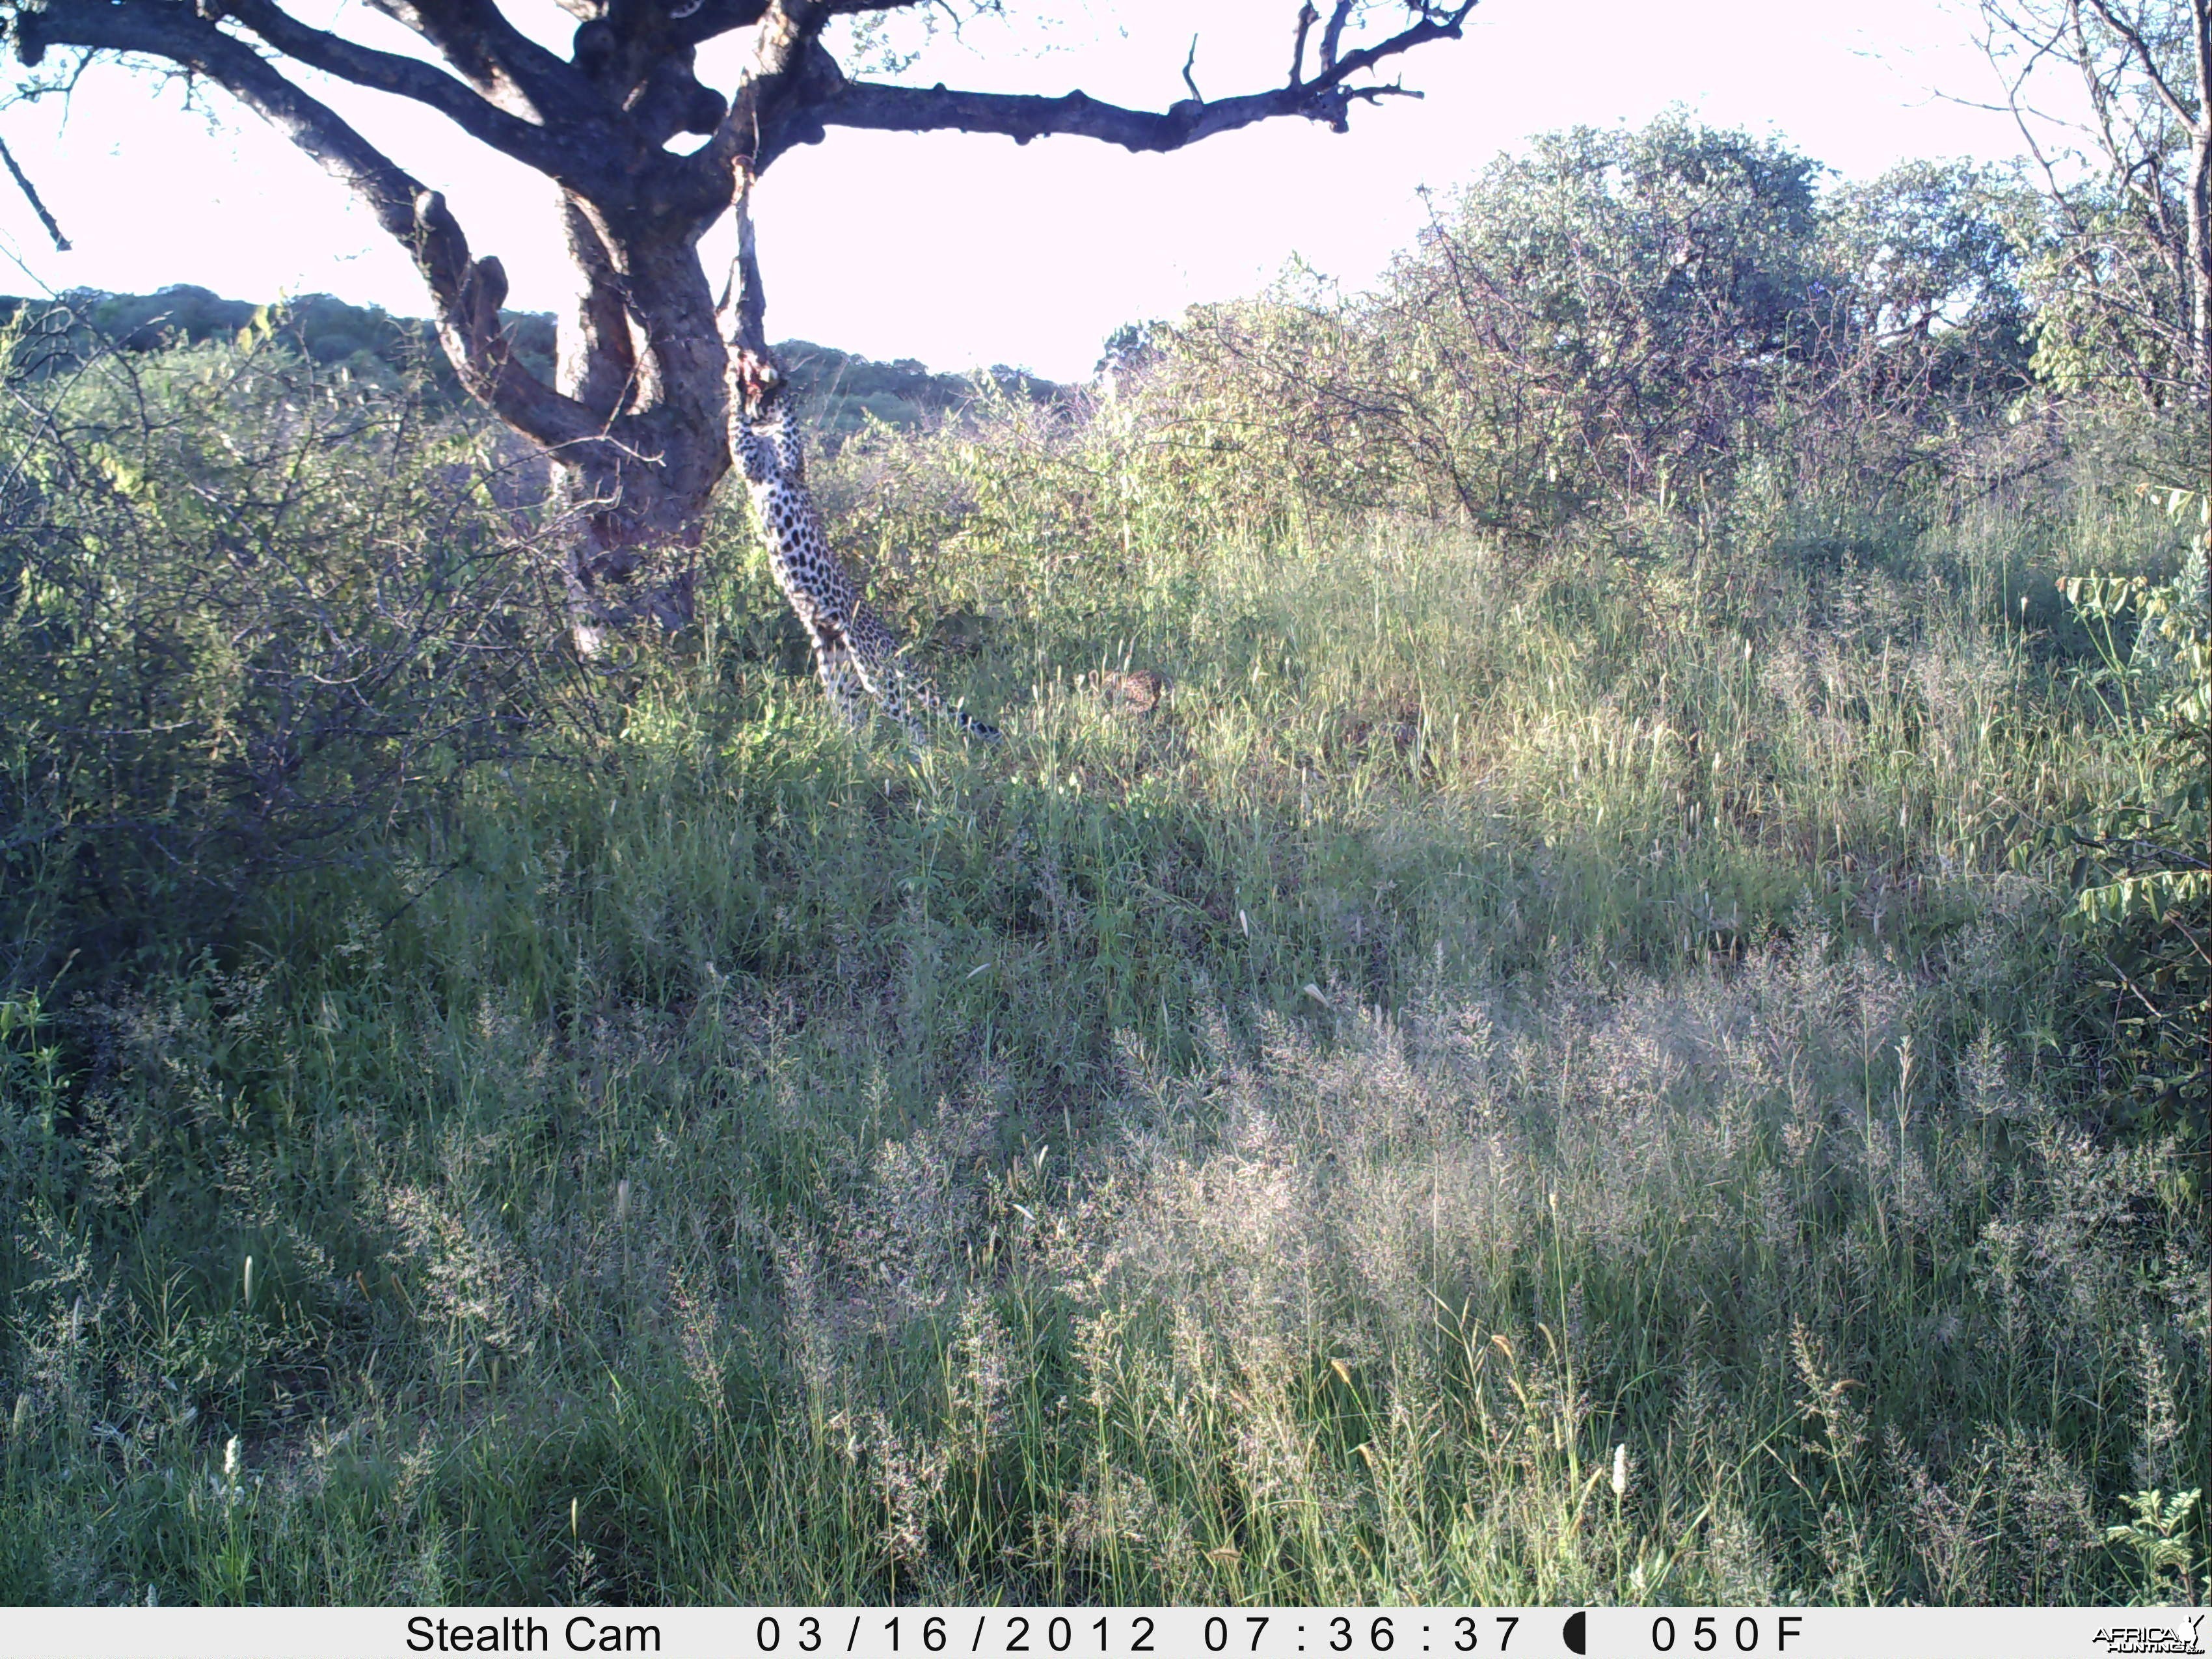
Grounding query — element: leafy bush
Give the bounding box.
[0,323,576,987]
[1115,120,2020,543]
[2049,523,2211,1180]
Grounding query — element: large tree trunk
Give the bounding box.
[545,195,735,653]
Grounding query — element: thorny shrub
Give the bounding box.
[0,313,585,986]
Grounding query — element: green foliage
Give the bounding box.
[2104,1489,2205,1602]
[0,327,573,988]
[5,357,2205,1598]
[2014,180,2196,406]
[0,992,72,1218]
[2048,524,2211,1178]
[1,115,2204,1606]
[1138,116,2028,543]
[1820,158,2034,401]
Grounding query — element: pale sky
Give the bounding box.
[0,1,2028,383]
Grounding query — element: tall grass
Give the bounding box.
[3,414,2203,1606]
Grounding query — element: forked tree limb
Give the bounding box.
[357,0,588,114]
[814,3,1471,151]
[0,136,68,250]
[16,0,610,449]
[23,0,590,183]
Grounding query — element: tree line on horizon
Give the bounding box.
[0,284,1065,440]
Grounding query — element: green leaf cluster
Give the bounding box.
[2048,523,2211,1179]
[0,323,573,989]
[1136,115,2032,542]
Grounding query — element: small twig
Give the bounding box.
[1181,34,1202,101]
[0,136,70,251]
[381,852,472,928]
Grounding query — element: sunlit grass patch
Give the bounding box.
[2,481,2202,1604]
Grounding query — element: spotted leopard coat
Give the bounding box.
[730,386,999,746]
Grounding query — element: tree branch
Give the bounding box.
[411,192,615,452]
[18,0,416,227]
[818,72,1407,152]
[1289,3,1319,86]
[15,0,608,452]
[2079,0,2202,133]
[658,0,777,49]
[357,0,587,120]
[696,0,1477,211]
[811,3,1472,154]
[0,136,70,250]
[756,0,1468,157]
[206,0,606,181]
[24,0,594,183]
[1319,0,1353,74]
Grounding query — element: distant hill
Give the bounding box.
[0,285,481,388]
[777,338,1060,440]
[0,285,1063,437]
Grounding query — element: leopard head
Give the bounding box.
[733,350,787,423]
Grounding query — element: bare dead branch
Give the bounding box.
[2081,0,2202,129]
[24,0,587,183]
[815,4,1470,153]
[0,136,69,250]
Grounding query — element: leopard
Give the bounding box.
[729,353,1001,747]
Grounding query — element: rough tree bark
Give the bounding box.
[8,1,1479,652]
